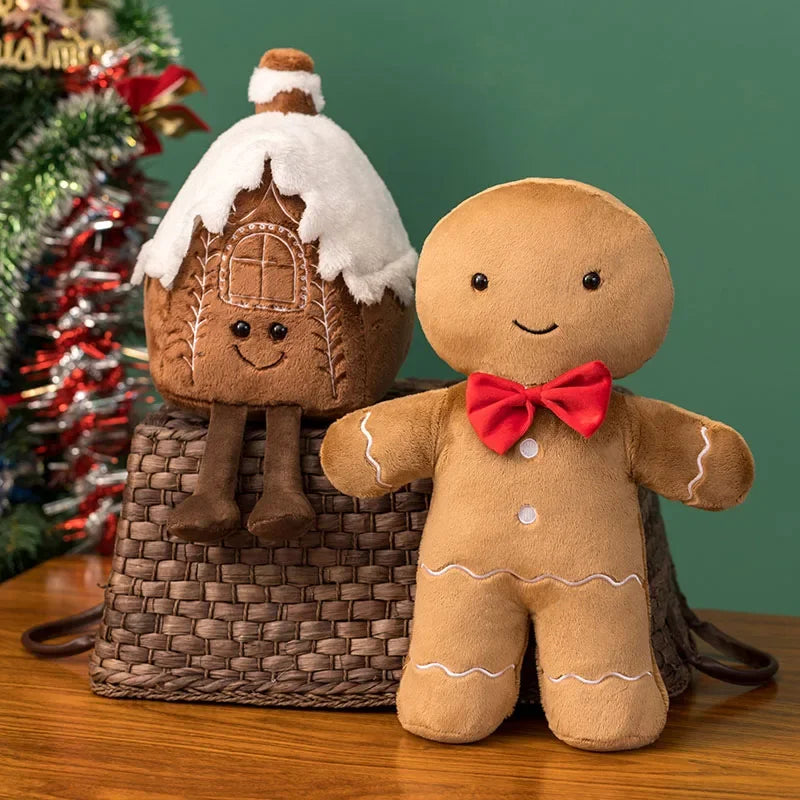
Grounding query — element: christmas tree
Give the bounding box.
[0,0,207,579]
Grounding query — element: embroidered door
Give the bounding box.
[218,222,308,312]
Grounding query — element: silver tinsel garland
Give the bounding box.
[0,89,140,372]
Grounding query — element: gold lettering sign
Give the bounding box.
[0,2,112,72]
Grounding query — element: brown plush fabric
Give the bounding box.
[321,179,754,751]
[255,48,317,115]
[144,164,412,419]
[143,48,414,545]
[256,89,317,116]
[144,163,412,543]
[167,402,247,541]
[248,405,315,541]
[260,47,315,72]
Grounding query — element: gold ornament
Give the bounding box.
[1,1,111,72]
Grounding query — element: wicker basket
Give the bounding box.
[87,381,714,708]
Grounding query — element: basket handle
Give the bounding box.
[21,604,103,657]
[683,607,778,685]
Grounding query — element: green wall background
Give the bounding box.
[149,0,799,615]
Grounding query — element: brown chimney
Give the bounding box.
[253,48,319,115]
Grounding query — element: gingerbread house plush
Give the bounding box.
[133,48,416,544]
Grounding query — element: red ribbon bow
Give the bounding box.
[115,65,209,155]
[466,361,613,454]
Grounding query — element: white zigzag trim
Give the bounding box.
[415,662,515,679]
[687,425,711,500]
[360,412,391,488]
[420,563,643,588]
[547,671,653,685]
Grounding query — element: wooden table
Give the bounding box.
[1,556,798,800]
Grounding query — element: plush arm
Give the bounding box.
[320,388,448,498]
[623,394,754,511]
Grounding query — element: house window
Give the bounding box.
[218,223,308,311]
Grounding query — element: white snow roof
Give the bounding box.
[132,112,417,305]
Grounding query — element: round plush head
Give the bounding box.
[416,178,673,384]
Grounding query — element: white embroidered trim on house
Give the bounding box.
[687,425,711,501]
[547,671,653,685]
[420,564,643,588]
[180,231,216,381]
[248,67,325,112]
[360,412,391,488]
[309,275,344,400]
[415,662,515,679]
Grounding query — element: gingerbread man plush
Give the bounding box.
[320,178,754,751]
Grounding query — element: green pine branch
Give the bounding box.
[110,0,181,69]
[0,71,63,163]
[0,503,69,582]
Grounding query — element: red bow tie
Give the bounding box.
[466,361,613,454]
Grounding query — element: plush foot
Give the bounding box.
[167,495,241,542]
[541,671,668,751]
[247,492,315,543]
[396,657,519,743]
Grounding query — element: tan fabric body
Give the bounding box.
[321,383,753,749]
[320,178,754,750]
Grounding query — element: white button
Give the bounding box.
[518,505,537,524]
[519,438,539,459]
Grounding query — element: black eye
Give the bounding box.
[471,272,489,291]
[582,271,601,290]
[231,320,251,338]
[269,322,288,341]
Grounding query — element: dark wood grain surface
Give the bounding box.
[1,556,798,800]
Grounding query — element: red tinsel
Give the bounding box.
[3,170,153,553]
[1,17,207,555]
[64,61,130,94]
[67,59,208,155]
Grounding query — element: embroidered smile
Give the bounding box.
[234,347,285,371]
[513,320,559,335]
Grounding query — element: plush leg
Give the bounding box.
[530,578,669,751]
[397,567,529,743]
[167,403,247,542]
[247,404,315,543]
